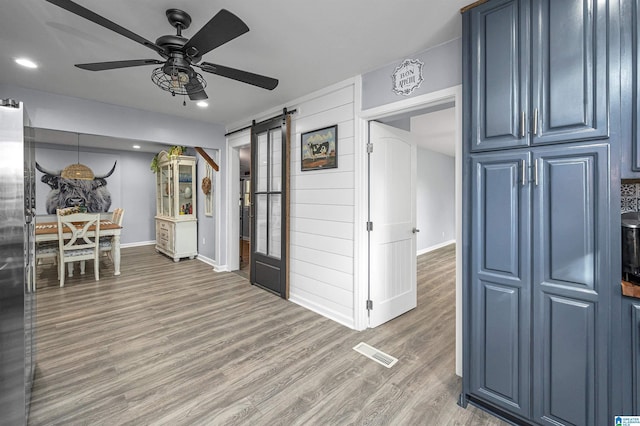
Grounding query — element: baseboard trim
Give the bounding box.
[197,254,216,268]
[417,239,455,256]
[196,254,228,272]
[121,241,155,249]
[213,264,229,272]
[289,293,355,330]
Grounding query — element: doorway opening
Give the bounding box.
[237,146,251,280]
[359,86,462,375]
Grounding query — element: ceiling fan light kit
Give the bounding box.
[150,67,206,98]
[45,0,278,103]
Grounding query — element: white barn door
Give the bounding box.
[368,121,417,328]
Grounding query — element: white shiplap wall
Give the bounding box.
[288,81,357,328]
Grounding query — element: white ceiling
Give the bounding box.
[1,0,469,128]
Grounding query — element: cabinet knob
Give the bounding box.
[412,228,420,234]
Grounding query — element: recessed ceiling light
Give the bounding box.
[132,145,141,149]
[15,58,38,69]
[196,101,208,108]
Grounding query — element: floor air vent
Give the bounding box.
[353,342,398,368]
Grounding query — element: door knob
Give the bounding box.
[412,228,420,233]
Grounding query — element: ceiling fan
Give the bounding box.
[45,0,279,102]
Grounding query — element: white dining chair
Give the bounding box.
[57,212,101,287]
[35,242,59,281]
[99,208,124,262]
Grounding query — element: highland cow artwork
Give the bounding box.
[36,162,117,213]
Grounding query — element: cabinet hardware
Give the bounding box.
[520,111,526,138]
[534,159,539,186]
[533,108,539,136]
[412,228,420,233]
[521,159,526,185]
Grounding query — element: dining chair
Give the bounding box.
[99,208,125,262]
[35,242,59,281]
[57,212,101,287]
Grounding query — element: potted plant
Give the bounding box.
[150,146,187,173]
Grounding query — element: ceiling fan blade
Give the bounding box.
[183,9,249,58]
[45,0,165,55]
[199,62,278,90]
[75,59,164,71]
[185,78,208,101]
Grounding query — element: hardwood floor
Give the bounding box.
[28,244,505,425]
[235,239,250,280]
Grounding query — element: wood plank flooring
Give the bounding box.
[28,244,505,425]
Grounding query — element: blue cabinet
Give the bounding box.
[467,144,610,425]
[469,0,609,152]
[632,0,640,171]
[622,298,640,415]
[531,144,610,425]
[469,151,531,417]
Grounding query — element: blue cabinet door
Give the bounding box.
[633,0,640,170]
[470,0,609,152]
[470,0,530,151]
[531,143,610,426]
[621,298,640,415]
[531,0,609,145]
[469,151,531,417]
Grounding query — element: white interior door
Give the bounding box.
[368,121,417,328]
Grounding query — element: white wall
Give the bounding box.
[416,147,455,254]
[288,82,357,328]
[227,80,358,328]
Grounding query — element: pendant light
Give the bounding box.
[61,133,95,180]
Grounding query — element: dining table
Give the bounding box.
[35,220,123,275]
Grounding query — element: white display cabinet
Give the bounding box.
[155,150,197,261]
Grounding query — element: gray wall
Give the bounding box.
[4,84,227,263]
[0,84,224,146]
[361,38,461,110]
[196,148,219,262]
[35,144,156,245]
[417,147,455,252]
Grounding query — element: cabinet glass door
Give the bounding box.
[177,163,194,216]
[160,164,173,217]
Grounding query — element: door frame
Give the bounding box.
[356,84,463,376]
[225,129,251,272]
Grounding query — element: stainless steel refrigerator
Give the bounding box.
[0,99,36,425]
